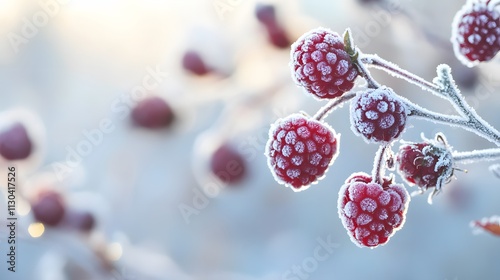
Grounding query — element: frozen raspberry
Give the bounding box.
[210,143,246,185]
[291,27,359,99]
[255,4,290,49]
[338,172,410,248]
[265,114,339,191]
[451,0,500,67]
[255,4,277,25]
[0,122,32,160]
[182,50,211,75]
[31,191,66,227]
[350,86,407,143]
[131,96,175,129]
[396,134,454,195]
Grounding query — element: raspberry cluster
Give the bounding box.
[265,114,339,191]
[452,0,500,66]
[290,28,359,99]
[338,172,410,248]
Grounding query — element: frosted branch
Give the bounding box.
[360,54,444,97]
[453,148,500,163]
[314,92,356,121]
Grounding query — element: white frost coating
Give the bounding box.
[286,168,301,179]
[294,141,305,153]
[309,153,322,166]
[321,143,332,155]
[297,126,310,139]
[357,213,373,226]
[277,130,286,141]
[378,208,388,220]
[336,60,349,76]
[285,131,298,145]
[344,201,359,218]
[378,192,390,206]
[291,155,304,166]
[379,114,395,129]
[360,198,377,212]
[355,227,370,239]
[317,62,332,75]
[306,140,317,152]
[326,52,337,64]
[303,63,315,75]
[314,134,327,144]
[389,193,402,212]
[282,145,292,157]
[377,101,388,113]
[366,235,379,247]
[470,215,500,235]
[276,156,289,169]
[468,34,481,44]
[365,110,379,120]
[311,50,323,62]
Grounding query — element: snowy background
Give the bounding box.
[0,0,500,279]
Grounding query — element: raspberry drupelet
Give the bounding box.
[265,114,339,191]
[338,172,410,248]
[350,86,408,143]
[290,27,359,99]
[451,0,500,67]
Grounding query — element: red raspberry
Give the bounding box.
[210,143,246,185]
[265,114,339,191]
[350,86,407,143]
[451,0,500,67]
[0,122,32,160]
[31,191,66,227]
[290,27,359,99]
[396,135,454,195]
[255,4,290,49]
[182,50,211,75]
[338,172,410,248]
[131,96,175,129]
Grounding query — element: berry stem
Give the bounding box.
[360,54,444,97]
[453,148,500,163]
[405,100,500,145]
[354,51,380,89]
[313,92,356,121]
[372,144,388,185]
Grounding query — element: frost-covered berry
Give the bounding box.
[0,122,32,160]
[350,86,407,143]
[338,172,410,248]
[31,191,66,227]
[131,96,175,129]
[182,50,211,75]
[62,210,96,232]
[291,27,359,99]
[396,134,454,195]
[210,143,246,185]
[451,0,500,67]
[265,114,339,191]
